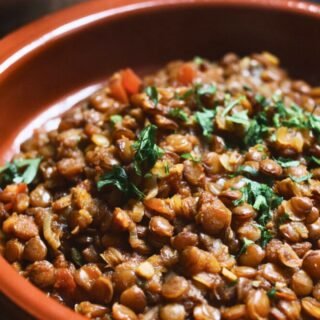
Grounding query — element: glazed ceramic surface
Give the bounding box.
[0,0,320,319]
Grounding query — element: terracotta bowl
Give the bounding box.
[1,0,320,319]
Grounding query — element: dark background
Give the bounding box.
[0,0,320,318]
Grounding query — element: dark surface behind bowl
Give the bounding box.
[0,1,320,319]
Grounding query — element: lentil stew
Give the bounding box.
[1,52,320,319]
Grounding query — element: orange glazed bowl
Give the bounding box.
[1,0,320,319]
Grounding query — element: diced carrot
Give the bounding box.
[178,63,197,85]
[17,183,28,194]
[109,76,129,104]
[121,68,142,94]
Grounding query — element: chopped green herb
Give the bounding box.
[144,86,159,106]
[97,165,144,199]
[133,125,164,175]
[244,112,269,147]
[193,56,204,65]
[289,173,313,183]
[226,110,250,126]
[234,178,283,227]
[110,115,123,125]
[195,108,216,137]
[227,279,238,287]
[243,84,252,92]
[181,153,201,163]
[236,165,259,177]
[177,83,216,107]
[221,96,245,117]
[164,162,170,175]
[196,83,216,97]
[275,157,300,168]
[278,213,290,225]
[238,238,254,257]
[267,287,277,299]
[0,158,41,187]
[71,248,83,267]
[168,108,188,122]
[310,156,320,165]
[255,94,268,107]
[259,226,273,247]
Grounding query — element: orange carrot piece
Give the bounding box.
[121,68,142,95]
[178,63,197,85]
[109,76,129,104]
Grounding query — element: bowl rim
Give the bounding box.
[0,0,320,319]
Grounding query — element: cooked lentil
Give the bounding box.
[1,52,320,319]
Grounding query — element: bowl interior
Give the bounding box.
[0,1,320,319]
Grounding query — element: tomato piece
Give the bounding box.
[109,76,129,104]
[121,68,142,94]
[178,63,197,85]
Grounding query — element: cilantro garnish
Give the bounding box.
[221,96,245,117]
[226,110,250,126]
[71,248,84,267]
[267,287,277,299]
[0,158,41,187]
[144,86,159,106]
[97,165,144,199]
[195,109,216,137]
[168,108,188,122]
[278,213,290,225]
[181,153,201,163]
[310,156,320,165]
[178,83,216,107]
[236,165,259,177]
[238,238,254,257]
[289,173,313,183]
[244,112,269,147]
[110,115,123,125]
[255,94,268,107]
[193,56,204,65]
[234,178,282,246]
[133,125,163,175]
[275,157,300,168]
[259,226,273,248]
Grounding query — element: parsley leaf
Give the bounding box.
[195,108,216,137]
[221,96,245,117]
[275,157,300,168]
[244,112,269,147]
[236,165,259,177]
[259,226,273,248]
[71,248,83,267]
[289,173,313,183]
[234,178,282,247]
[110,115,123,125]
[181,153,201,163]
[145,86,159,106]
[0,158,41,187]
[255,94,268,107]
[177,83,216,107]
[267,287,277,299]
[168,108,188,122]
[310,156,320,165]
[238,238,254,257]
[97,165,144,199]
[133,125,163,175]
[226,110,250,126]
[193,56,204,65]
[278,213,290,225]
